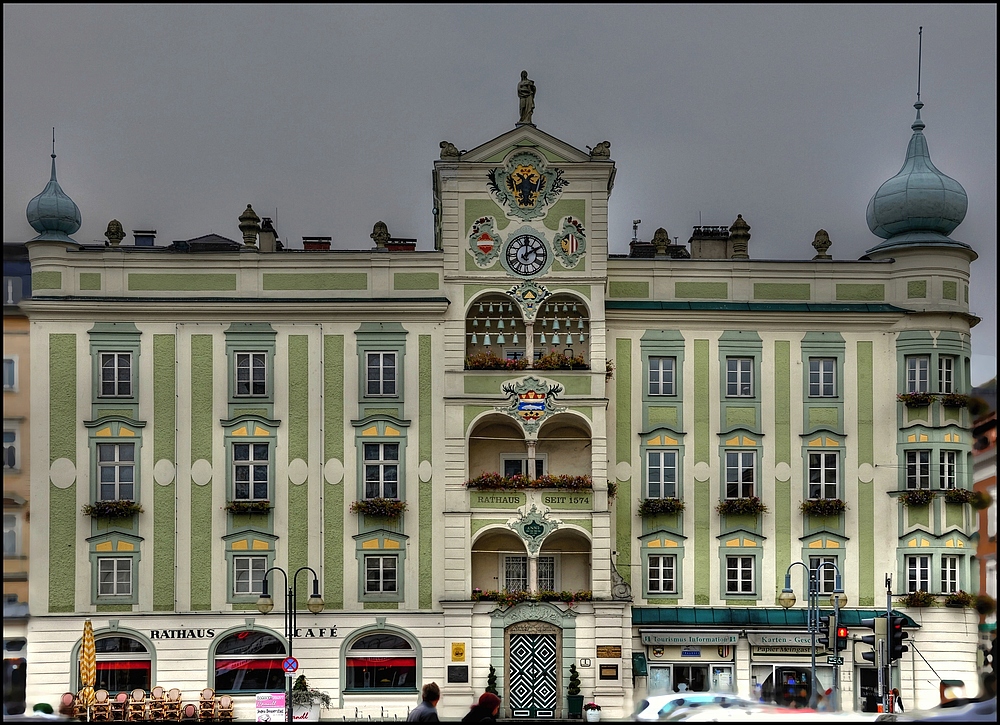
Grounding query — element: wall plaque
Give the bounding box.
[447,665,469,683]
[596,645,622,658]
[599,664,619,680]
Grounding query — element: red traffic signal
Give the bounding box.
[836,626,849,652]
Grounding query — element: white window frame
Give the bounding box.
[725,555,755,595]
[366,351,397,396]
[938,356,956,394]
[906,356,930,393]
[939,450,958,489]
[99,352,132,398]
[3,424,20,472]
[726,357,754,397]
[905,450,931,489]
[725,451,756,499]
[646,450,678,499]
[97,442,135,501]
[649,356,677,396]
[648,554,677,595]
[2,356,16,391]
[501,454,546,478]
[808,357,837,397]
[503,555,528,592]
[809,555,837,595]
[234,351,267,397]
[233,442,269,501]
[233,555,267,595]
[941,555,959,594]
[905,554,931,593]
[3,511,21,557]
[364,555,397,593]
[98,557,133,597]
[363,442,399,499]
[807,451,839,499]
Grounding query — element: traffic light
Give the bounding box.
[817,614,833,653]
[861,616,886,665]
[835,625,849,652]
[888,614,909,662]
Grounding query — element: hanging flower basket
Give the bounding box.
[82,500,144,518]
[898,589,935,608]
[898,489,936,507]
[465,351,529,370]
[944,590,976,609]
[799,498,847,517]
[349,498,408,519]
[464,472,592,491]
[638,498,685,516]
[939,393,972,408]
[896,392,936,407]
[716,497,769,516]
[225,500,272,514]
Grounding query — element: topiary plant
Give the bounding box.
[567,663,581,696]
[486,664,499,695]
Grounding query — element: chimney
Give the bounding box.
[302,236,332,251]
[132,229,157,247]
[259,217,278,252]
[687,225,729,259]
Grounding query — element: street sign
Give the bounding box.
[826,655,844,665]
[282,656,298,673]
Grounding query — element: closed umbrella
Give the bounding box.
[79,620,96,720]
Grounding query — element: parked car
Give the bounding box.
[633,692,756,721]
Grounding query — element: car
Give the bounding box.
[633,692,757,721]
[878,696,997,723]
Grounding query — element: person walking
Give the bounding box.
[891,688,904,713]
[461,692,501,723]
[407,682,441,722]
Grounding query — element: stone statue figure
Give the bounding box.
[589,141,611,159]
[370,221,390,249]
[439,141,461,159]
[104,219,125,247]
[517,71,536,125]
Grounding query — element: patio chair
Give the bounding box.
[148,686,166,720]
[126,688,147,720]
[110,691,128,721]
[215,694,234,721]
[198,687,215,720]
[163,688,183,721]
[90,689,113,722]
[181,703,198,720]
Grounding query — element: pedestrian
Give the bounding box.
[891,687,904,713]
[407,682,441,722]
[461,692,501,723]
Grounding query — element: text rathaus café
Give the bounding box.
[11,74,983,719]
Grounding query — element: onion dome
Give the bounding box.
[26,151,81,244]
[865,102,970,255]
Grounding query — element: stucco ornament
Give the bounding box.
[439,141,461,159]
[468,216,501,267]
[487,150,567,221]
[492,601,575,626]
[495,376,566,437]
[104,219,125,247]
[508,504,561,554]
[552,216,587,269]
[370,221,390,249]
[589,140,611,158]
[238,204,260,246]
[610,553,633,601]
[505,280,552,323]
[811,229,833,260]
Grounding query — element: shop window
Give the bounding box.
[647,450,678,499]
[724,451,756,498]
[649,357,676,396]
[726,358,754,397]
[364,442,399,499]
[83,635,152,694]
[808,358,837,397]
[807,452,838,499]
[213,630,286,694]
[905,554,931,592]
[941,555,959,594]
[345,632,417,691]
[905,451,930,489]
[753,666,831,708]
[100,352,132,398]
[905,356,930,393]
[366,352,397,396]
[234,352,267,397]
[725,556,755,595]
[98,443,135,501]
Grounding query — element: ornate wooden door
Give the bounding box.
[505,621,560,718]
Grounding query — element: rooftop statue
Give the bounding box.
[517,71,536,125]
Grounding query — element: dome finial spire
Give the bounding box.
[26,129,82,244]
[912,27,925,131]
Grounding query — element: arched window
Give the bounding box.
[345,633,416,691]
[214,630,286,694]
[87,636,152,693]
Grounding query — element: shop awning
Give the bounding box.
[632,607,920,628]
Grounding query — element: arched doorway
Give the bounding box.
[505,620,560,718]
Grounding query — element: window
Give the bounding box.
[905,356,929,393]
[905,450,930,489]
[502,455,545,478]
[939,451,957,489]
[648,554,677,594]
[3,428,18,471]
[905,555,931,593]
[85,636,151,694]
[808,358,837,397]
[2,358,15,390]
[98,558,132,597]
[725,451,756,498]
[647,450,678,498]
[98,443,135,500]
[938,356,956,394]
[504,556,528,592]
[505,349,526,361]
[725,556,755,595]
[3,513,20,557]
[233,443,269,500]
[726,358,754,397]
[649,357,676,396]
[345,633,417,691]
[365,555,397,594]
[807,452,838,499]
[364,443,399,498]
[809,556,836,595]
[366,352,397,396]
[941,556,959,594]
[233,556,266,595]
[234,352,267,397]
[214,630,286,694]
[538,556,556,591]
[99,352,132,397]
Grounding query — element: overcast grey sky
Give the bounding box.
[4,4,996,383]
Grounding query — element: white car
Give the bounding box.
[633,692,756,721]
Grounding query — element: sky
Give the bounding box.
[3,4,996,384]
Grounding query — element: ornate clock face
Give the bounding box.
[505,234,548,276]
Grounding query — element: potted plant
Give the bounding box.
[896,391,936,408]
[485,663,499,696]
[290,674,331,721]
[583,701,602,722]
[898,589,935,608]
[944,590,976,608]
[637,497,685,516]
[82,500,144,519]
[566,664,583,718]
[799,498,847,517]
[898,489,936,507]
[716,497,769,516]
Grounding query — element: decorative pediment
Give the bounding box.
[458,126,591,165]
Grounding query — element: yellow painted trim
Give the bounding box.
[957,540,964,548]
[825,437,837,447]
[231,540,248,550]
[116,541,135,552]
[648,436,662,446]
[252,539,270,550]
[808,437,823,447]
[742,437,756,446]
[647,540,661,548]
[233,426,248,437]
[945,539,954,547]
[662,435,678,445]
[662,540,678,548]
[119,427,135,437]
[919,434,928,442]
[384,540,400,549]
[742,538,755,547]
[808,540,823,548]
[725,436,740,446]
[362,539,380,549]
[906,538,917,547]
[725,538,740,547]
[95,541,113,552]
[920,538,929,546]
[385,426,400,437]
[362,426,378,437]
[96,427,112,437]
[254,426,269,436]
[825,540,840,548]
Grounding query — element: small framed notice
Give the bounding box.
[599,664,619,680]
[447,665,469,683]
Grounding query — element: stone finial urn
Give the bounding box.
[238,204,261,246]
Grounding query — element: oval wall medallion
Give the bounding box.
[418,460,433,482]
[49,457,77,489]
[288,458,309,485]
[324,458,344,485]
[153,459,176,486]
[614,461,631,481]
[773,462,791,481]
[857,463,875,483]
[191,459,213,486]
[693,461,711,480]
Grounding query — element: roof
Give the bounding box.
[605,301,911,314]
[632,607,921,628]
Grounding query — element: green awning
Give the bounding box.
[632,607,920,628]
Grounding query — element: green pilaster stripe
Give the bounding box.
[774,341,790,464]
[288,335,310,604]
[189,335,213,611]
[48,486,76,612]
[289,482,310,606]
[419,335,433,609]
[858,479,875,605]
[857,342,873,466]
[324,335,345,609]
[774,478,792,602]
[694,480,710,605]
[694,340,710,464]
[153,334,176,611]
[49,334,77,463]
[615,338,632,585]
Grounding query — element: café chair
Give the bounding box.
[215,694,234,721]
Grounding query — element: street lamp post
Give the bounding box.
[257,566,325,722]
[779,560,847,710]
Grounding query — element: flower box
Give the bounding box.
[944,590,976,608]
[942,488,990,508]
[224,500,272,514]
[465,351,529,371]
[82,500,144,518]
[533,350,590,370]
[939,393,972,408]
[465,472,593,491]
[898,489,936,507]
[896,392,936,407]
[638,498,685,516]
[471,588,592,607]
[716,497,769,516]
[349,497,408,519]
[799,498,846,517]
[898,589,935,608]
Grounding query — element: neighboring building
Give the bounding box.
[18,79,983,717]
[971,379,997,671]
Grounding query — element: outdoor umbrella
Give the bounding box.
[79,619,96,719]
